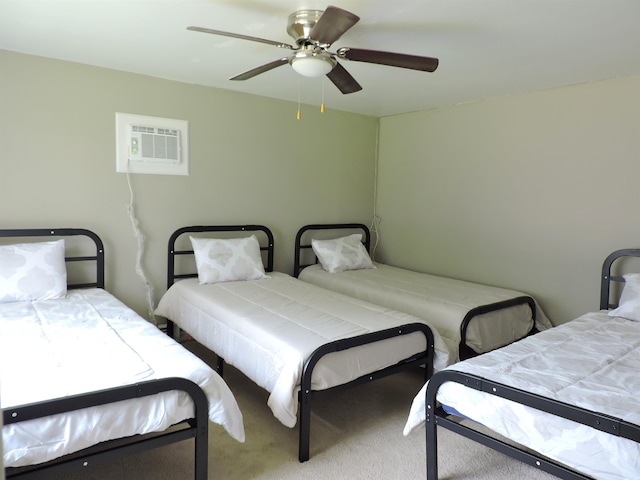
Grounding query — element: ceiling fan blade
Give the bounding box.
[187,26,295,50]
[338,47,439,72]
[309,6,360,46]
[326,62,362,94]
[230,58,289,81]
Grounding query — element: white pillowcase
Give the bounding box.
[190,235,267,284]
[608,273,640,321]
[0,239,67,303]
[311,233,375,274]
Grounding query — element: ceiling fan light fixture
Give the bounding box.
[290,51,336,77]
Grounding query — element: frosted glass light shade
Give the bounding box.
[291,56,334,77]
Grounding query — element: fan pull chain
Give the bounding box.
[321,77,326,113]
[297,78,302,120]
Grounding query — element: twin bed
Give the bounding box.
[154,224,450,462]
[404,248,640,480]
[1,228,244,479]
[294,223,552,361]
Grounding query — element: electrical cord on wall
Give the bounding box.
[369,214,381,262]
[126,168,156,324]
[370,119,382,263]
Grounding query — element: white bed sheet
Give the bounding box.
[403,310,640,480]
[299,263,552,358]
[154,273,452,428]
[1,288,245,468]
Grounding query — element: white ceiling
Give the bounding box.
[2,0,640,117]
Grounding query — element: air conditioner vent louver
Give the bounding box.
[129,125,180,164]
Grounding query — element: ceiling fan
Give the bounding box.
[187,5,439,94]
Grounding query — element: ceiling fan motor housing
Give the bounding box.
[287,10,323,46]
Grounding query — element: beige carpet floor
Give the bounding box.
[54,340,558,480]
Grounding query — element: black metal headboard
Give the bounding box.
[166,225,275,288]
[294,223,371,277]
[0,228,105,290]
[600,248,640,310]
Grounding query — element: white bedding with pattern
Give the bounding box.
[155,273,451,428]
[1,288,245,468]
[299,263,552,359]
[403,310,640,480]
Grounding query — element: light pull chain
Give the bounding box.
[297,77,302,120]
[296,78,326,119]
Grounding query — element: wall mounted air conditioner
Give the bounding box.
[116,113,189,176]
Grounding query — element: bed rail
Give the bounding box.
[600,248,640,310]
[0,228,104,290]
[294,223,370,277]
[4,377,209,480]
[425,369,640,480]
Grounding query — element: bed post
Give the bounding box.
[425,374,440,480]
[298,387,312,462]
[166,319,175,338]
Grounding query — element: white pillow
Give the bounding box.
[0,239,67,303]
[311,233,375,273]
[608,273,640,321]
[190,235,267,284]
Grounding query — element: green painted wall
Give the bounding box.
[376,75,640,324]
[0,50,378,318]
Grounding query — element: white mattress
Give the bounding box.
[403,310,640,480]
[154,273,452,428]
[1,288,245,468]
[299,263,552,359]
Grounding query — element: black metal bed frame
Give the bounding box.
[1,228,210,480]
[294,223,537,360]
[162,225,436,462]
[425,247,640,480]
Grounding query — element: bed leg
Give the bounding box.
[298,389,311,462]
[216,356,224,377]
[426,405,438,480]
[166,320,175,339]
[194,421,208,480]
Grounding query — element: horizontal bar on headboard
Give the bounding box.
[0,228,105,290]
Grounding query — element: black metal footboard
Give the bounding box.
[424,370,640,480]
[298,322,435,462]
[4,377,209,480]
[458,295,536,360]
